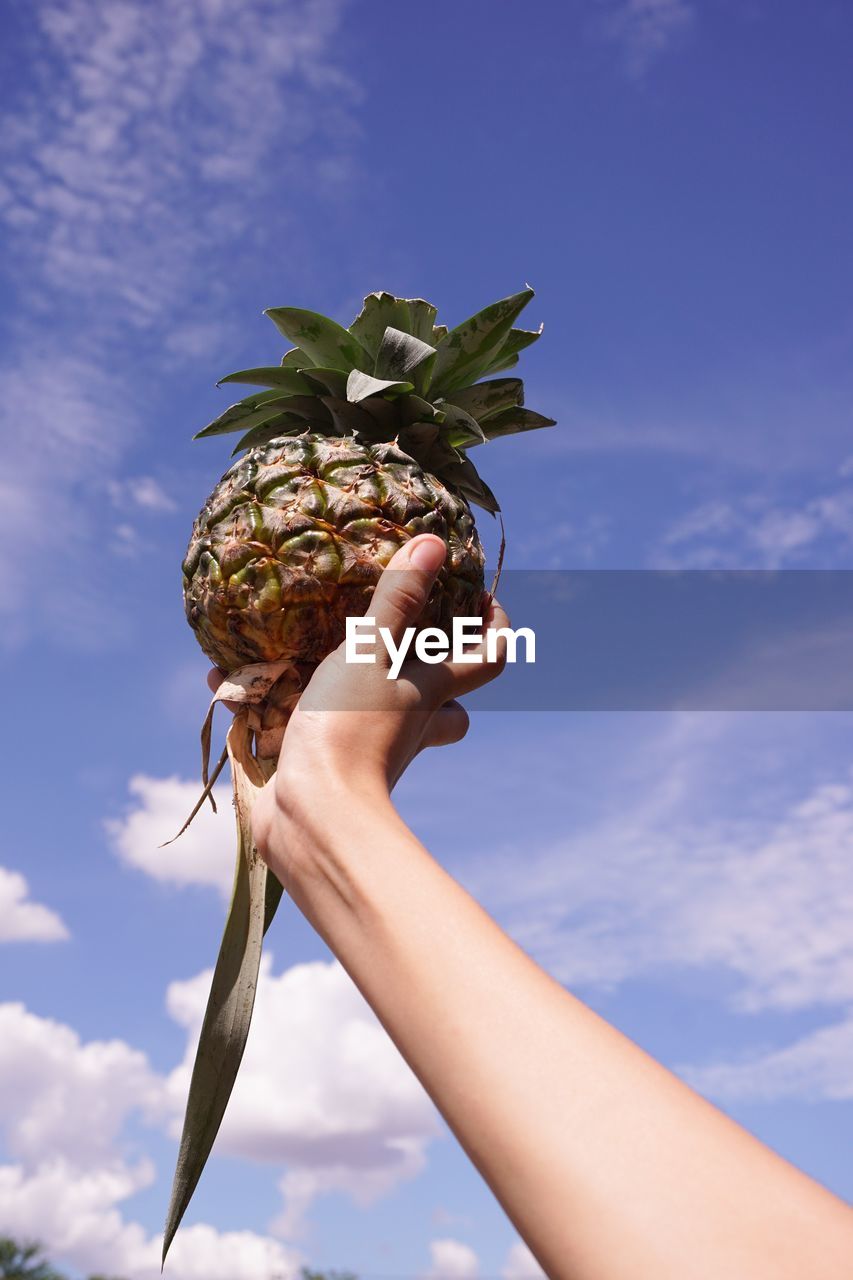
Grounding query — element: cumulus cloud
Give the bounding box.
[502,1239,546,1279]
[0,1159,300,1280]
[0,868,69,943]
[105,774,236,896]
[166,955,440,1233]
[0,1003,161,1167]
[0,953,439,1273]
[0,1003,294,1280]
[423,1237,480,1279]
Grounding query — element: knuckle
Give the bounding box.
[491,643,509,675]
[453,705,471,740]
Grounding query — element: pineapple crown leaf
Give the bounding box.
[198,289,556,512]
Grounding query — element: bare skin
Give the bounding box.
[212,534,853,1280]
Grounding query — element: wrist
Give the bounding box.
[258,761,398,899]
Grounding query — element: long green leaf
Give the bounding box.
[348,293,438,357]
[346,369,414,403]
[195,401,294,440]
[348,293,408,357]
[257,394,331,424]
[482,325,543,375]
[430,288,535,395]
[197,389,333,440]
[405,299,441,344]
[355,392,403,437]
[374,327,436,395]
[265,308,368,372]
[474,406,557,445]
[301,367,349,397]
[397,427,500,512]
[442,377,524,421]
[398,394,446,427]
[396,423,452,476]
[162,725,275,1265]
[216,368,314,392]
[281,347,314,368]
[231,415,320,454]
[319,396,386,437]
[440,455,501,513]
[439,402,487,449]
[484,352,519,375]
[264,868,284,933]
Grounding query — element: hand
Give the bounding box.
[210,534,510,888]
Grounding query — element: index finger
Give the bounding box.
[438,596,514,699]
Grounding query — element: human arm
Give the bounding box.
[246,534,853,1280]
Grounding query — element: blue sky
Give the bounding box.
[1,0,852,1276]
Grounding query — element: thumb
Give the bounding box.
[367,534,447,650]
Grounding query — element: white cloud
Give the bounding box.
[106,774,236,896]
[0,353,136,648]
[656,480,853,568]
[423,1237,480,1279]
[109,476,178,513]
[465,716,853,1017]
[683,1011,853,1104]
[0,1003,292,1280]
[518,512,611,568]
[502,1239,546,1279]
[1,0,357,319]
[106,774,455,1224]
[597,0,693,77]
[0,868,69,943]
[0,1158,301,1280]
[0,0,358,643]
[0,1002,161,1167]
[166,955,440,1234]
[0,955,440,1273]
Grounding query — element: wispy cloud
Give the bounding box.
[0,868,69,943]
[0,352,145,648]
[1,0,358,326]
[682,1011,853,1104]
[108,476,178,513]
[464,715,853,1018]
[596,0,694,77]
[0,0,359,642]
[655,473,853,567]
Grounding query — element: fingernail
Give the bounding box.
[409,536,446,572]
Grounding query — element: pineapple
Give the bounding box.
[183,436,486,673]
[164,288,554,1263]
[182,287,554,674]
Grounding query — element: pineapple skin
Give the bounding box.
[183,433,486,672]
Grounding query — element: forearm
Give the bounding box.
[273,789,853,1280]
